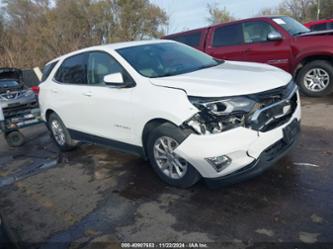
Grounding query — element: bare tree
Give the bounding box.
[0,0,169,68]
[257,0,332,22]
[206,3,235,25]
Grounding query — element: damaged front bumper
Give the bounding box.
[174,90,301,185]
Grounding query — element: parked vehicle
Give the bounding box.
[39,40,301,188]
[0,68,38,107]
[163,16,333,97]
[0,68,40,146]
[304,19,333,31]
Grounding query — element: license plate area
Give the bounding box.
[283,119,300,144]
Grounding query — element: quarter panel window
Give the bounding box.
[169,32,202,47]
[87,51,133,85]
[242,21,276,43]
[311,23,328,31]
[42,61,58,81]
[54,54,88,84]
[213,24,243,47]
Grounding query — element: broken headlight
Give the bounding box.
[185,96,257,135]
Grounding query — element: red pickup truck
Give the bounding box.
[163,16,333,97]
[304,19,333,32]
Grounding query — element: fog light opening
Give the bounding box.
[206,155,232,172]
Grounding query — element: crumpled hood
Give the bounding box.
[150,61,292,97]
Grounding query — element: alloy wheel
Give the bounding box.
[304,68,330,92]
[153,136,188,179]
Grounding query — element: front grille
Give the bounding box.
[248,82,298,132]
[3,101,38,118]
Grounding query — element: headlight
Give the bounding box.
[185,96,257,135]
[201,97,256,116]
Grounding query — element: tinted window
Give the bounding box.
[87,52,132,85]
[329,22,333,29]
[169,32,202,47]
[42,61,58,81]
[243,21,276,43]
[213,24,243,47]
[0,80,19,88]
[54,54,87,84]
[311,23,328,31]
[117,42,222,78]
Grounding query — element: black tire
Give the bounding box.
[5,130,25,147]
[146,123,201,188]
[48,113,76,151]
[297,60,333,97]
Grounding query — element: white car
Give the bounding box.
[39,40,301,188]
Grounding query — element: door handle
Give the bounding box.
[51,89,58,93]
[82,92,93,97]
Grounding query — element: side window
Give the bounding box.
[42,61,58,81]
[170,32,202,47]
[87,51,133,85]
[311,23,328,31]
[242,21,276,44]
[54,54,88,84]
[212,24,243,47]
[329,22,333,30]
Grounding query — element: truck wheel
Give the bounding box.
[5,131,25,147]
[48,113,76,152]
[297,60,333,97]
[146,123,201,188]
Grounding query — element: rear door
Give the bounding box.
[51,53,94,133]
[241,20,292,72]
[205,23,247,61]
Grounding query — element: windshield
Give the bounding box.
[0,79,19,88]
[116,42,222,78]
[272,16,310,35]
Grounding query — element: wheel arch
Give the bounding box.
[294,55,333,78]
[45,109,56,121]
[141,118,179,158]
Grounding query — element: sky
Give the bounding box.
[151,0,285,34]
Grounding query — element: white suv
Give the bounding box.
[39,40,301,188]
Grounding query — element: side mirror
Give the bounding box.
[103,73,124,85]
[267,31,283,41]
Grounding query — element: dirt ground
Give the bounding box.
[0,95,332,249]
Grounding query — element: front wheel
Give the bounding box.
[146,123,201,188]
[297,60,333,97]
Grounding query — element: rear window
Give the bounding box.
[168,31,202,47]
[328,22,333,29]
[54,53,88,84]
[42,61,58,81]
[311,23,328,31]
[0,80,19,88]
[212,23,243,47]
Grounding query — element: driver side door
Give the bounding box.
[242,21,292,72]
[83,51,136,144]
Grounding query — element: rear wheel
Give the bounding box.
[146,123,201,188]
[48,113,76,151]
[297,60,333,97]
